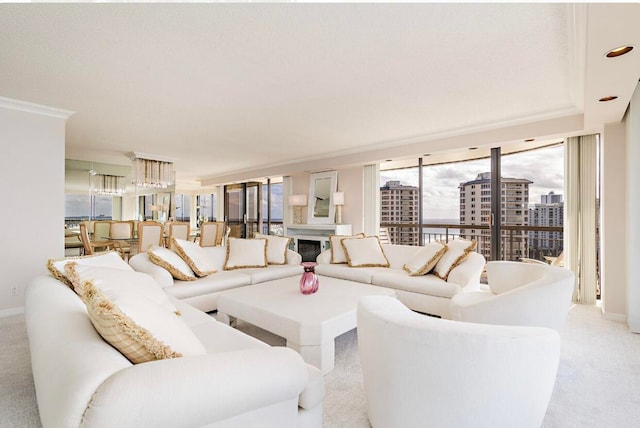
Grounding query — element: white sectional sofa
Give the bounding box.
[25,272,324,428]
[315,243,486,318]
[129,247,304,312]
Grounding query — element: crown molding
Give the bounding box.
[0,96,74,120]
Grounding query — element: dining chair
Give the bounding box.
[92,221,113,243]
[137,221,163,253]
[79,223,116,256]
[166,222,190,249]
[109,221,134,260]
[199,221,225,247]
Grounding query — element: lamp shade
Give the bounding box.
[289,194,308,206]
[333,192,344,206]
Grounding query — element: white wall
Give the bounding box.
[601,122,628,320]
[0,98,71,315]
[627,84,640,332]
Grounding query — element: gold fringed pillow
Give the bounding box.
[403,242,447,276]
[224,238,268,270]
[254,233,291,265]
[83,282,207,364]
[341,236,390,268]
[171,238,217,277]
[329,233,365,264]
[148,245,197,281]
[433,238,477,280]
[46,251,133,289]
[63,263,178,314]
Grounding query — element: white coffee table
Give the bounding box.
[216,275,395,374]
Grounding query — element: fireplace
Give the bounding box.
[298,239,322,262]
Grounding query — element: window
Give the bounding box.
[174,194,191,222]
[65,194,113,227]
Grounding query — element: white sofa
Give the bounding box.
[129,247,304,312]
[358,295,561,428]
[450,260,575,331]
[25,274,324,428]
[315,243,486,318]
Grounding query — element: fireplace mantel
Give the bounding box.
[284,224,352,261]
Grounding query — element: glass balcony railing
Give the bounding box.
[380,222,564,262]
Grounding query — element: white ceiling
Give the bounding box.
[1,3,640,189]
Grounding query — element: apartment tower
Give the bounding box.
[380,180,419,245]
[528,192,564,259]
[459,172,531,260]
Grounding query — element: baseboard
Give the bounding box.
[601,308,626,322]
[0,307,24,318]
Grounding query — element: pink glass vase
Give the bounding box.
[300,262,319,295]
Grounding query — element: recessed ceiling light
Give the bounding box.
[385,159,393,162]
[599,96,618,102]
[606,45,634,58]
[524,138,535,142]
[469,147,477,150]
[423,154,431,157]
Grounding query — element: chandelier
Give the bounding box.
[131,156,174,189]
[91,173,126,196]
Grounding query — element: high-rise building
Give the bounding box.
[529,192,564,258]
[380,180,419,245]
[459,172,531,260]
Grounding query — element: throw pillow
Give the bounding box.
[63,264,178,314]
[329,233,365,264]
[403,241,448,276]
[341,236,390,268]
[171,237,217,277]
[433,238,477,280]
[148,245,196,281]
[224,238,268,270]
[47,251,133,289]
[254,233,291,265]
[83,281,207,364]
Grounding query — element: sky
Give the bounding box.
[380,144,564,221]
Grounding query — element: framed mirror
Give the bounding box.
[307,170,337,224]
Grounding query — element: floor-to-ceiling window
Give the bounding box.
[174,194,191,223]
[262,179,284,235]
[380,143,565,263]
[196,193,217,227]
[64,194,114,227]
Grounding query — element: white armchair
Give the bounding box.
[357,296,561,428]
[450,261,574,331]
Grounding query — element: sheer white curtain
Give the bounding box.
[565,134,599,304]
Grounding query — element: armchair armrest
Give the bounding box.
[84,348,310,427]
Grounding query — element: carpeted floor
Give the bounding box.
[2,304,639,427]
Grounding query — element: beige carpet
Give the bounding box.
[2,304,639,427]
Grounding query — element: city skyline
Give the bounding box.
[380,144,564,221]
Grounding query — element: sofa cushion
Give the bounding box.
[148,245,197,281]
[342,236,390,268]
[83,281,207,364]
[163,271,252,300]
[329,233,364,264]
[64,264,177,314]
[243,264,305,284]
[433,238,477,280]
[171,238,217,277]
[224,238,268,270]
[314,263,382,284]
[255,233,291,265]
[47,251,132,289]
[371,269,461,299]
[403,242,447,276]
